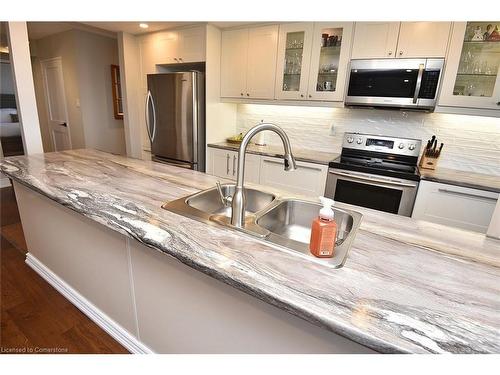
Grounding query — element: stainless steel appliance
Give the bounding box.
[325,132,422,216]
[345,58,444,110]
[146,71,205,171]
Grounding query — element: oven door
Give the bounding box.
[325,169,419,216]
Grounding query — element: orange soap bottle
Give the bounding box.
[309,197,337,258]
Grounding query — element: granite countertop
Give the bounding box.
[208,142,338,165]
[1,149,499,354]
[419,167,500,193]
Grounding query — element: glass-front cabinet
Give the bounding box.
[306,22,353,101]
[439,21,500,110]
[275,22,353,101]
[275,23,313,100]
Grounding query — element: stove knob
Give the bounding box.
[398,143,405,149]
[346,136,354,143]
[356,138,363,144]
[408,144,416,151]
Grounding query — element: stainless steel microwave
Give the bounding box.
[345,58,445,110]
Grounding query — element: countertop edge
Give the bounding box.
[4,172,406,354]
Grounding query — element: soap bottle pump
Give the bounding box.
[309,196,337,258]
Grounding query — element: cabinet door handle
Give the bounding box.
[232,155,237,175]
[308,94,312,98]
[300,94,304,98]
[226,154,230,175]
[388,50,393,56]
[240,93,244,96]
[246,93,250,97]
[496,101,500,106]
[437,188,498,201]
[399,51,403,56]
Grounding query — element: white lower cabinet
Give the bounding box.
[412,180,499,233]
[207,147,260,183]
[259,157,328,196]
[206,147,328,197]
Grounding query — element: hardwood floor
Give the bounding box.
[0,185,128,354]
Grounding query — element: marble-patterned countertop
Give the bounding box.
[208,142,338,165]
[419,167,500,193]
[2,149,499,354]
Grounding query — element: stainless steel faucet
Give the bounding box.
[231,123,297,227]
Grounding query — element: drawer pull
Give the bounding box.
[263,158,321,172]
[438,188,497,201]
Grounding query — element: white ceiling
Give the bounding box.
[82,22,193,35]
[26,21,261,41]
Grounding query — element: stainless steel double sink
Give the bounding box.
[162,183,362,268]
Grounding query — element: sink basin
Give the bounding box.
[256,199,361,267]
[162,184,362,268]
[187,184,275,218]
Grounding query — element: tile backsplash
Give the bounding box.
[236,104,500,176]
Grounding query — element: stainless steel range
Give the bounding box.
[325,132,422,216]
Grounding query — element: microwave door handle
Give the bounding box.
[413,63,425,104]
[329,170,417,188]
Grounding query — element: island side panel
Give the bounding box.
[13,181,139,338]
[128,238,375,354]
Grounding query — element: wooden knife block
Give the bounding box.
[419,152,439,170]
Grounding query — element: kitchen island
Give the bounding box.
[1,149,499,354]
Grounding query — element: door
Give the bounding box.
[177,26,206,62]
[260,156,328,197]
[351,22,400,59]
[306,22,354,101]
[155,31,179,65]
[396,22,451,58]
[148,73,195,163]
[220,28,249,98]
[412,180,498,233]
[275,23,314,100]
[246,25,279,99]
[439,21,500,110]
[40,57,71,151]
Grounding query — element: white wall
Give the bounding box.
[7,22,43,155]
[32,28,125,154]
[117,32,143,159]
[74,30,126,155]
[236,104,500,177]
[1,62,15,94]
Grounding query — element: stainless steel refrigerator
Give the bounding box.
[146,71,205,171]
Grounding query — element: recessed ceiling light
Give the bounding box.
[139,23,149,29]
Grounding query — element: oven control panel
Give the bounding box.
[343,132,421,157]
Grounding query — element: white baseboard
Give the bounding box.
[0,176,11,188]
[25,253,153,354]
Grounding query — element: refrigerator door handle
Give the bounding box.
[145,90,153,142]
[145,90,157,143]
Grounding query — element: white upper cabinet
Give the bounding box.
[275,23,314,100]
[220,25,279,99]
[246,25,279,99]
[351,22,400,59]
[275,22,353,102]
[352,22,451,59]
[177,26,206,63]
[439,21,500,110]
[397,22,451,58]
[139,26,206,72]
[306,22,353,101]
[220,28,249,98]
